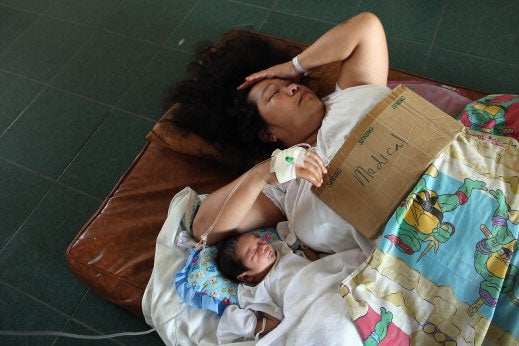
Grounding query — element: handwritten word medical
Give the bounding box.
[353,133,408,187]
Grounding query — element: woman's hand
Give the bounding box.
[295,150,327,187]
[267,148,327,187]
[237,60,302,90]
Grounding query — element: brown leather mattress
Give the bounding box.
[66,30,486,317]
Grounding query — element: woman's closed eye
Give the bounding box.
[268,90,279,101]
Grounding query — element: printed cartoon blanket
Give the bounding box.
[340,130,519,346]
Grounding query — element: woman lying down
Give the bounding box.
[165,12,390,344]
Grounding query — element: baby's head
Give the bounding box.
[217,233,276,285]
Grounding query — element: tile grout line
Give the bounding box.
[90,0,127,34]
[226,0,271,10]
[52,111,111,183]
[0,68,160,122]
[57,288,148,346]
[0,21,104,198]
[0,155,102,256]
[45,0,203,183]
[46,0,133,186]
[1,0,364,141]
[257,0,281,32]
[52,86,157,187]
[0,280,118,345]
[0,21,99,139]
[1,15,159,188]
[30,0,200,185]
[383,37,518,68]
[257,4,344,34]
[4,7,192,54]
[1,0,162,139]
[51,288,122,346]
[0,155,55,182]
[0,181,53,256]
[160,0,200,49]
[0,3,46,57]
[108,1,201,116]
[0,7,50,139]
[2,0,194,54]
[430,46,519,66]
[47,25,99,86]
[52,34,169,184]
[0,82,45,139]
[0,279,78,321]
[106,49,164,122]
[269,7,340,26]
[354,0,364,13]
[422,0,448,71]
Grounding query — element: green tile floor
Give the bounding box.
[0,0,517,344]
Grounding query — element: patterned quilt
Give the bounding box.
[340,130,519,345]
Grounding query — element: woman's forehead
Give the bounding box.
[253,77,286,89]
[249,78,286,101]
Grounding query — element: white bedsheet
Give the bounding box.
[142,187,365,345]
[257,250,364,346]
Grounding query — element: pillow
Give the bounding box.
[146,104,233,163]
[457,94,519,140]
[148,81,473,163]
[174,227,281,315]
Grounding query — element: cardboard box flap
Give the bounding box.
[312,85,463,239]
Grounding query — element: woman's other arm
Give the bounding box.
[193,152,326,244]
[192,160,283,244]
[238,12,388,90]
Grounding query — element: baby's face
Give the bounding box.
[236,234,276,275]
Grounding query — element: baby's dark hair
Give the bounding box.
[216,234,248,282]
[162,32,300,168]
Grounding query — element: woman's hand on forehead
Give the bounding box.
[237,60,302,90]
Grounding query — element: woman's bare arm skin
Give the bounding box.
[238,12,388,90]
[193,152,326,244]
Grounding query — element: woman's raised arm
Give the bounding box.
[238,12,388,90]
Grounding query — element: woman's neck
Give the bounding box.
[307,131,318,147]
[300,129,319,147]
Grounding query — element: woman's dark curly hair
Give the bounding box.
[163,32,300,168]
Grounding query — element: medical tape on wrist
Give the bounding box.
[270,146,306,184]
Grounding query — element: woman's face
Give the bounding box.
[248,78,325,147]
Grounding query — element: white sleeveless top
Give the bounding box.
[263,84,390,255]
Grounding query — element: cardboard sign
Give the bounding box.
[312,85,464,239]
